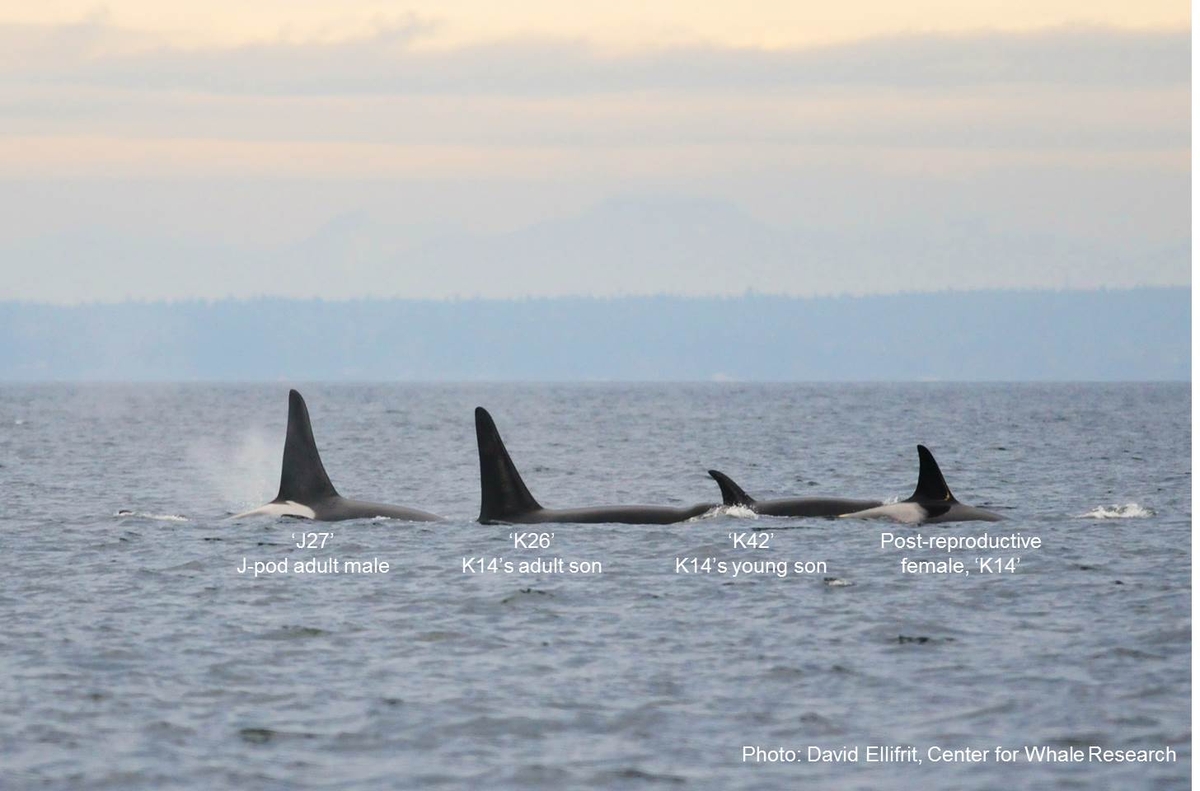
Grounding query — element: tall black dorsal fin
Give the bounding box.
[475,407,542,522]
[907,445,955,503]
[276,389,339,503]
[708,470,756,506]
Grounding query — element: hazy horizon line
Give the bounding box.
[0,379,1188,385]
[1,283,1186,309]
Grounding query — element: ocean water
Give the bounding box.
[0,383,1189,790]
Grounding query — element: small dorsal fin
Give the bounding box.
[276,390,339,503]
[708,470,756,507]
[475,407,542,522]
[907,445,955,503]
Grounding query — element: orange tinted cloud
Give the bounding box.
[2,0,1189,50]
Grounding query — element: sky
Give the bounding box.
[0,1,1190,302]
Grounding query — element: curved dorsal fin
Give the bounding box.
[708,470,756,506]
[907,445,955,503]
[475,407,542,522]
[276,390,339,503]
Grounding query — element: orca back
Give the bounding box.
[276,389,339,504]
[475,407,542,522]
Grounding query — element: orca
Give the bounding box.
[707,470,881,517]
[841,445,1003,524]
[475,407,716,524]
[231,390,443,522]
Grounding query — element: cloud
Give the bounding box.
[0,19,1185,157]
[0,83,1185,154]
[0,19,1187,96]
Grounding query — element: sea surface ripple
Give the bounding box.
[0,383,1189,789]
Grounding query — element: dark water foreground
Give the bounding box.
[0,383,1189,789]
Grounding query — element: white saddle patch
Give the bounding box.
[839,502,927,524]
[230,500,316,520]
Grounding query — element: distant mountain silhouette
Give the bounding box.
[0,288,1187,381]
[4,196,1188,302]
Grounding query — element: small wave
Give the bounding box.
[114,510,189,522]
[686,506,728,523]
[238,727,317,744]
[897,635,954,645]
[593,768,686,785]
[261,626,329,640]
[1076,503,1155,520]
[703,504,758,520]
[500,588,553,605]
